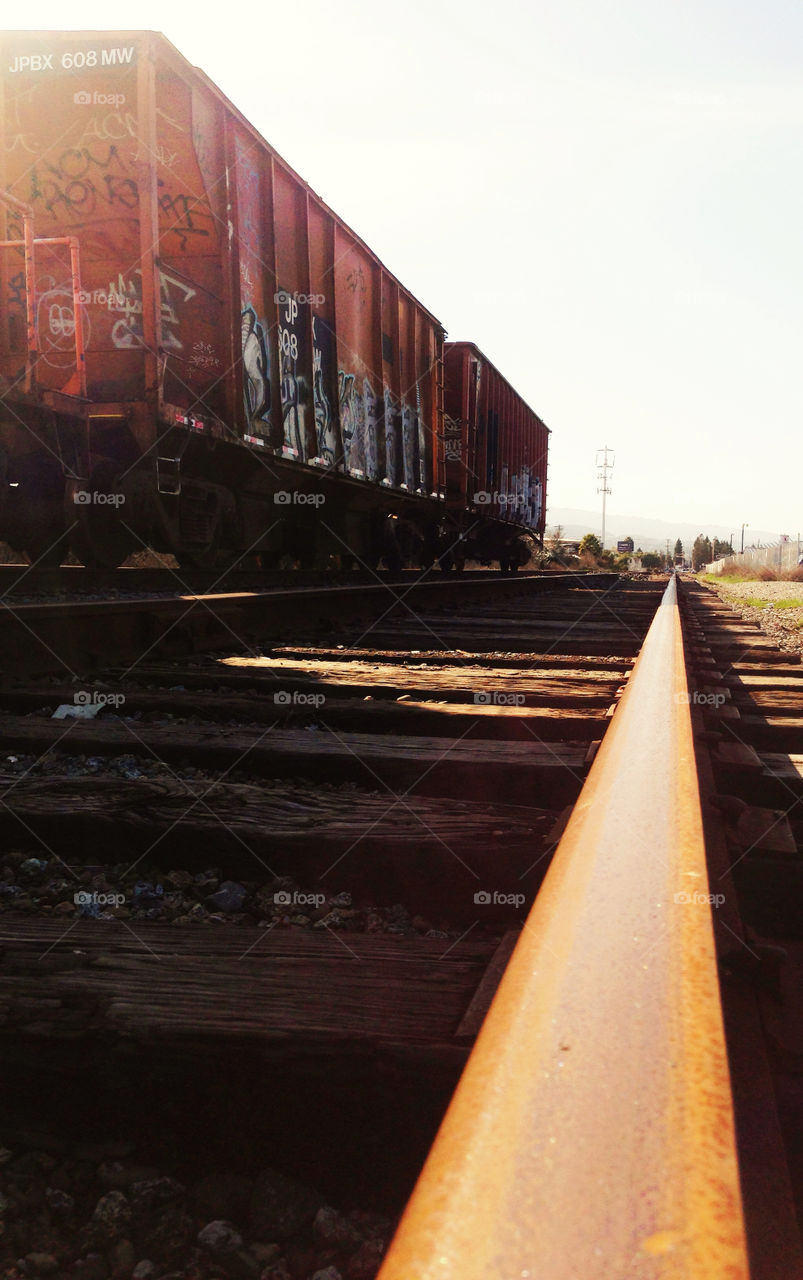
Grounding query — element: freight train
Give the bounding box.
[0,31,548,571]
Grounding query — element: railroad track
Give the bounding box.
[0,568,615,675]
[2,573,800,1276]
[0,565,564,600]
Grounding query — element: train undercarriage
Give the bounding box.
[0,398,538,575]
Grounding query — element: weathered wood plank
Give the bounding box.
[0,717,590,808]
[0,923,500,1057]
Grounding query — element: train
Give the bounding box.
[0,31,549,571]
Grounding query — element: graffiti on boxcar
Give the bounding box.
[108,268,196,354]
[402,401,418,490]
[531,474,543,525]
[4,130,39,155]
[189,341,220,374]
[312,316,338,467]
[77,110,138,145]
[6,272,26,313]
[47,143,129,177]
[338,372,366,476]
[345,264,366,299]
[383,388,400,486]
[363,379,380,482]
[36,281,91,369]
[3,85,40,155]
[132,141,178,168]
[241,306,270,431]
[278,291,308,459]
[157,185,213,251]
[416,383,428,491]
[29,147,138,218]
[281,357,307,458]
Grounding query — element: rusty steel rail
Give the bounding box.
[378,575,749,1279]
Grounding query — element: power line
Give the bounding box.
[596,446,614,550]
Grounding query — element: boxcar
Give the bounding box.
[0,31,445,567]
[443,341,548,571]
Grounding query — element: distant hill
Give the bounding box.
[545,508,781,554]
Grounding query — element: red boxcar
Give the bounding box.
[0,31,445,567]
[443,341,548,570]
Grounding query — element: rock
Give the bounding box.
[249,1169,324,1240]
[193,1173,252,1222]
[23,1258,58,1276]
[165,870,193,888]
[71,1256,109,1280]
[53,901,76,915]
[20,859,47,877]
[207,882,247,913]
[86,1192,132,1247]
[248,1245,280,1265]
[131,1264,155,1280]
[140,1207,195,1263]
[0,1148,12,1165]
[344,1239,386,1280]
[129,1177,185,1214]
[310,1269,343,1280]
[313,1208,361,1248]
[194,872,219,894]
[258,1265,291,1280]
[197,1220,244,1255]
[107,1240,135,1278]
[131,883,163,908]
[45,1187,75,1215]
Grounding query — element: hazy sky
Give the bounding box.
[12,1,803,536]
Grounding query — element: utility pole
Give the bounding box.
[596,446,614,550]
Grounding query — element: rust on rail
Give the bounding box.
[378,575,749,1279]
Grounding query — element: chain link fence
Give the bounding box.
[704,538,803,575]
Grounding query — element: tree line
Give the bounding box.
[689,536,734,570]
[547,531,734,571]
